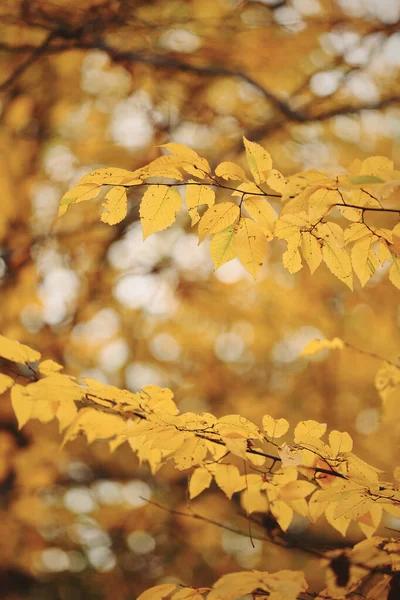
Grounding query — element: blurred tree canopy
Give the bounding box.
[1,1,400,599]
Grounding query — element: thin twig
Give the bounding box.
[0,30,58,92]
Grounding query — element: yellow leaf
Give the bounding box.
[11,375,85,429]
[301,232,322,274]
[280,480,316,502]
[267,169,289,194]
[325,502,351,536]
[389,256,400,289]
[79,167,143,186]
[63,408,126,446]
[393,222,400,256]
[233,217,269,278]
[334,491,371,520]
[301,337,344,356]
[56,399,78,432]
[11,385,33,428]
[232,181,263,196]
[322,243,353,289]
[243,137,272,185]
[316,222,344,246]
[282,245,302,274]
[0,373,13,394]
[285,221,313,275]
[329,431,353,456]
[344,223,370,244]
[58,183,101,216]
[216,414,262,440]
[338,205,363,222]
[140,156,184,180]
[198,202,240,242]
[140,185,182,239]
[356,504,382,538]
[345,454,382,484]
[210,225,235,269]
[215,161,247,181]
[262,415,289,438]
[294,420,327,443]
[242,196,276,237]
[137,583,178,600]
[173,436,207,470]
[360,156,394,174]
[221,434,248,459]
[308,189,339,222]
[209,463,246,499]
[160,143,211,176]
[186,184,215,225]
[241,487,269,514]
[208,570,307,600]
[0,334,40,364]
[39,359,63,376]
[140,385,178,415]
[270,499,293,531]
[189,467,213,499]
[172,588,206,600]
[351,235,379,286]
[379,239,392,263]
[101,186,128,225]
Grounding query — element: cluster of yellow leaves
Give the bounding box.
[137,570,307,600]
[2,334,400,545]
[59,139,400,285]
[138,536,400,600]
[321,537,400,598]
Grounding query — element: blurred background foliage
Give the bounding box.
[0,0,400,598]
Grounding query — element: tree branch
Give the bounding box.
[1,32,400,124]
[0,30,58,93]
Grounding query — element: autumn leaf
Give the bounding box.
[198,202,240,242]
[242,196,276,237]
[58,183,101,216]
[140,185,182,239]
[243,136,272,185]
[301,232,322,274]
[160,143,211,176]
[389,256,400,289]
[189,467,213,499]
[262,415,289,439]
[233,217,269,278]
[210,225,236,268]
[101,185,128,225]
[267,169,289,194]
[329,431,353,456]
[301,337,344,356]
[0,334,40,364]
[351,235,380,286]
[294,420,327,443]
[137,583,178,600]
[208,464,246,499]
[186,184,215,225]
[215,161,247,181]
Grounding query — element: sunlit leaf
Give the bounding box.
[0,334,40,364]
[140,185,182,239]
[243,136,272,185]
[101,185,128,225]
[198,202,240,242]
[233,217,269,278]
